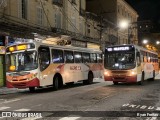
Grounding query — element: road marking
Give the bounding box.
[122,103,160,110]
[0,107,10,110]
[15,109,30,111]
[21,116,42,120]
[146,117,157,120]
[59,117,80,120]
[0,99,21,104]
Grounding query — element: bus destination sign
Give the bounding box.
[107,46,131,52]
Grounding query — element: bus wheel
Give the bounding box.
[53,77,59,90]
[113,82,118,85]
[151,71,155,81]
[29,87,35,92]
[138,72,144,85]
[83,72,93,85]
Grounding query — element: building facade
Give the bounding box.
[0,0,100,49]
[86,0,138,45]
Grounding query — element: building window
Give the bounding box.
[71,17,76,32]
[55,13,62,28]
[71,0,76,5]
[21,0,28,19]
[52,0,63,6]
[37,7,44,25]
[79,22,84,34]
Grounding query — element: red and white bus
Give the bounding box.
[6,38,103,92]
[104,44,159,85]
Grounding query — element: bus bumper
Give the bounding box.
[104,76,137,83]
[6,78,40,89]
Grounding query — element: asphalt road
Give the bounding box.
[1,75,160,120]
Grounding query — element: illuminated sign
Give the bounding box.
[0,46,5,54]
[107,46,130,52]
[7,43,35,52]
[17,45,27,50]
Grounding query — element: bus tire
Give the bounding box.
[29,87,35,92]
[151,70,155,81]
[138,72,144,85]
[83,72,93,85]
[53,74,63,90]
[113,82,118,85]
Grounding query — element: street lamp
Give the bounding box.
[119,20,131,44]
[119,20,129,29]
[156,41,160,45]
[142,39,148,44]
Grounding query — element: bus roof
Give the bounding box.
[7,41,102,54]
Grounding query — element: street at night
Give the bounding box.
[1,0,160,120]
[0,75,160,120]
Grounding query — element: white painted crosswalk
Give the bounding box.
[15,109,31,111]
[0,107,10,110]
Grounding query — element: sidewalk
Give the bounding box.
[0,87,27,95]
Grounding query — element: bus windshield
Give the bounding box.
[6,51,38,72]
[104,51,136,70]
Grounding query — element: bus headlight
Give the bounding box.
[104,70,111,76]
[28,73,38,80]
[128,70,137,76]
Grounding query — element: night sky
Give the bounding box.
[126,0,160,23]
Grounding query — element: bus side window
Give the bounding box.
[97,54,102,63]
[52,49,64,63]
[74,52,82,63]
[136,52,141,66]
[38,47,50,71]
[64,51,74,63]
[90,53,97,63]
[83,53,90,63]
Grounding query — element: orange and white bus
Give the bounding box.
[6,39,103,92]
[104,44,159,85]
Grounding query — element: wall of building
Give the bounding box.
[86,0,138,45]
[117,0,138,44]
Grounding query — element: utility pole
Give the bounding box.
[100,15,103,51]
